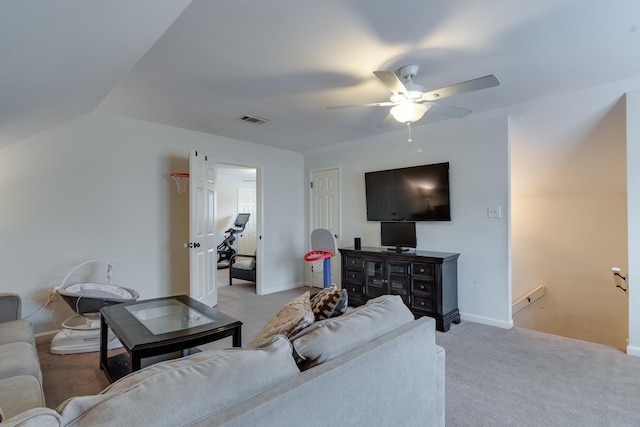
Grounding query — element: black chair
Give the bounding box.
[229,252,256,286]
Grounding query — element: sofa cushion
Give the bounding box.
[233,259,253,270]
[57,335,300,427]
[234,250,256,270]
[0,375,45,420]
[246,291,314,348]
[0,407,61,427]
[0,320,35,346]
[310,284,348,321]
[0,342,42,381]
[291,294,415,368]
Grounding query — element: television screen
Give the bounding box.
[381,221,417,251]
[365,162,451,221]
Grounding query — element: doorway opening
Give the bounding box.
[216,163,259,295]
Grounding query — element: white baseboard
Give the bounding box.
[258,282,307,295]
[460,312,514,329]
[35,330,58,344]
[627,344,640,357]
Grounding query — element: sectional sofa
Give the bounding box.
[0,293,445,427]
[0,293,49,424]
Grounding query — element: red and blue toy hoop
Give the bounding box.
[304,250,333,288]
[303,250,332,262]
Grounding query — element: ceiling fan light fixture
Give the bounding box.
[390,102,428,123]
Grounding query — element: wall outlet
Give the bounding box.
[487,206,502,218]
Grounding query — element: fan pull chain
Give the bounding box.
[406,122,413,142]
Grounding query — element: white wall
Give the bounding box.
[305,116,511,328]
[509,78,634,351]
[627,90,640,356]
[511,195,628,350]
[0,112,305,334]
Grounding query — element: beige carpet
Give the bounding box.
[437,321,640,426]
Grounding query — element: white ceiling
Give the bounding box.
[3,0,640,153]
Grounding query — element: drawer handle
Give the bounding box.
[419,268,425,273]
[420,301,425,306]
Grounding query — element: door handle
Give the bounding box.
[184,242,201,248]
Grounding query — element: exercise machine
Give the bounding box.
[217,213,251,269]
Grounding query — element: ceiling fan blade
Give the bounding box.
[373,70,409,96]
[422,75,499,102]
[425,102,472,118]
[327,101,395,110]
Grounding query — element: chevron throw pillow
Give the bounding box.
[310,284,348,321]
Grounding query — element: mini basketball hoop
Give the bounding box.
[170,173,189,193]
[304,250,332,272]
[307,229,338,288]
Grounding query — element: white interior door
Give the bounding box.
[309,166,341,288]
[237,188,257,255]
[189,150,217,307]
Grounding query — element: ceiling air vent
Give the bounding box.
[238,115,269,125]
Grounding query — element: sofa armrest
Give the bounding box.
[435,345,446,427]
[0,408,61,427]
[0,294,21,323]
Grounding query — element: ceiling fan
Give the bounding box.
[328,64,500,128]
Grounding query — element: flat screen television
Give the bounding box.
[381,221,417,252]
[365,162,451,221]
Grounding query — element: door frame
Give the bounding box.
[216,162,262,295]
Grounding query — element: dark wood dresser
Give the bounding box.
[339,247,460,332]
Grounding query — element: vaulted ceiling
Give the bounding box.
[3,0,640,153]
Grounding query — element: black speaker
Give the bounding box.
[354,237,361,250]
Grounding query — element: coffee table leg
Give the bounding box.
[232,325,242,347]
[100,315,107,370]
[131,353,141,372]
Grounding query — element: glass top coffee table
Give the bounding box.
[100,295,242,382]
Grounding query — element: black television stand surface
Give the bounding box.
[339,246,460,332]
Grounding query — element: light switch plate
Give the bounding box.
[487,206,502,218]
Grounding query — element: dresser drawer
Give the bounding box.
[346,283,364,297]
[412,263,434,277]
[344,270,362,283]
[412,295,434,313]
[412,279,434,296]
[344,256,362,269]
